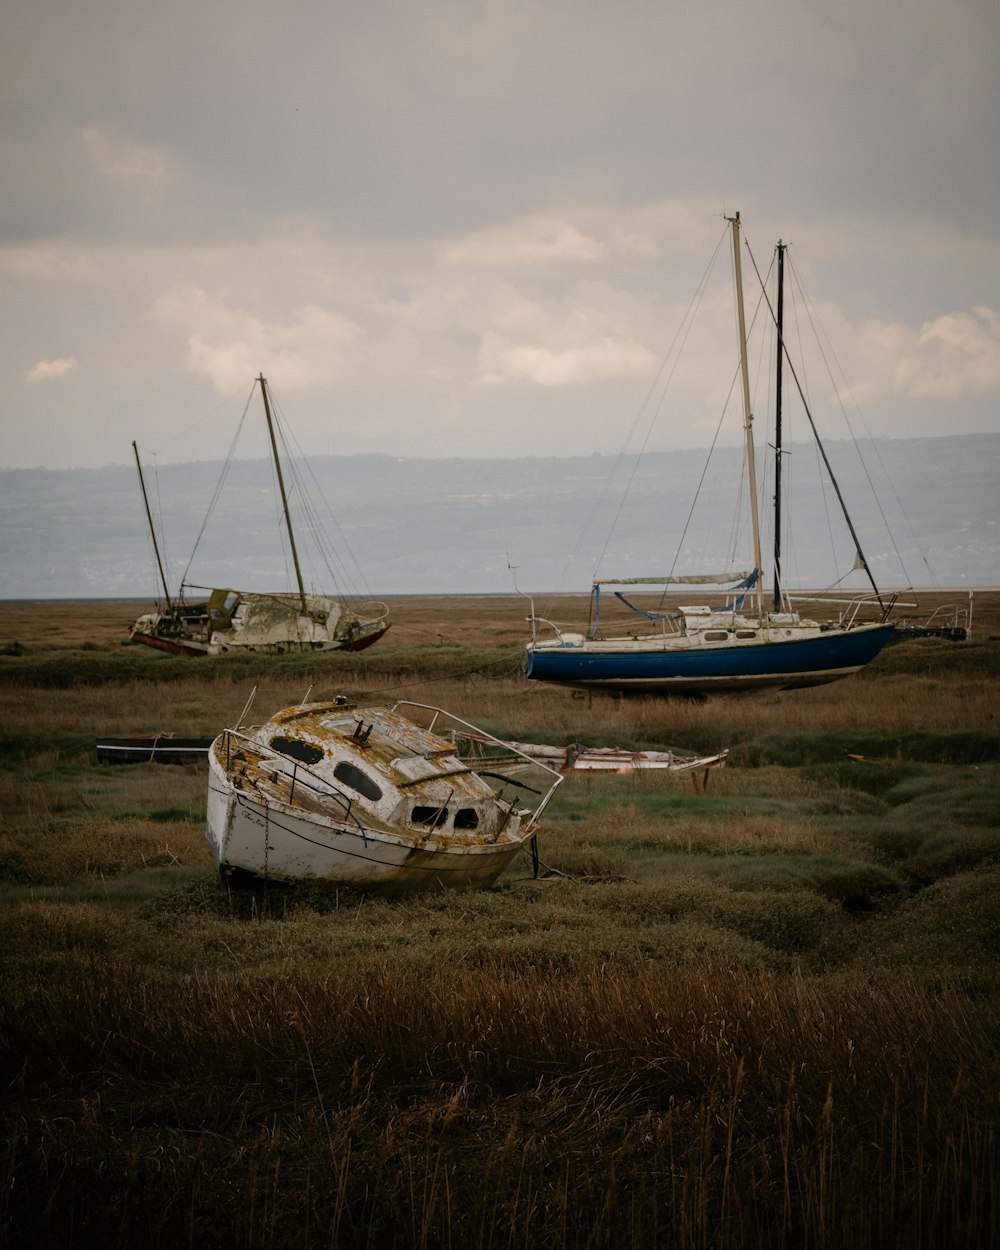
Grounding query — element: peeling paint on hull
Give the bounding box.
[207,787,526,895]
[130,592,390,657]
[205,701,562,896]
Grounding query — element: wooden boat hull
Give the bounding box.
[526,622,896,695]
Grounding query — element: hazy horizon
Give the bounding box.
[2,426,994,475]
[2,432,996,601]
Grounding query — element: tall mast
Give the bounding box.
[132,441,173,611]
[773,240,785,612]
[729,213,764,616]
[258,374,307,612]
[750,271,885,611]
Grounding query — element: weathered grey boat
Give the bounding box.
[129,374,389,657]
[206,700,563,894]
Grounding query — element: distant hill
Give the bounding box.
[0,434,996,599]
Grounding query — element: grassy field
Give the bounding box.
[1,593,998,1248]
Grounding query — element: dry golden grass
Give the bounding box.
[1,952,995,1248]
[0,593,997,1249]
[2,588,998,652]
[1,592,997,741]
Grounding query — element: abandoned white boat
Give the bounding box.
[206,699,563,894]
[130,375,389,656]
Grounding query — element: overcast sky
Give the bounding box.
[2,0,998,470]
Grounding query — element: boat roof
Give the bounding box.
[253,702,491,796]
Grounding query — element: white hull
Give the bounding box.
[207,769,526,894]
[205,701,562,895]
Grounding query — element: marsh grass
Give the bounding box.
[1,960,995,1249]
[1,597,998,1248]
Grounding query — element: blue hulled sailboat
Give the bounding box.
[524,214,897,696]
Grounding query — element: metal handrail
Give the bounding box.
[218,728,370,839]
[388,702,565,828]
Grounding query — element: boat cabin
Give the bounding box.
[226,703,514,843]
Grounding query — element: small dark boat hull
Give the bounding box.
[96,737,213,765]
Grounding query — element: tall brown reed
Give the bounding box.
[2,961,996,1248]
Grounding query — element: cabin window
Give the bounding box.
[333,760,383,801]
[703,630,729,642]
[270,736,324,766]
[454,808,479,830]
[412,805,449,828]
[735,629,757,639]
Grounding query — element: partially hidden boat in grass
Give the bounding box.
[129,375,389,656]
[524,214,899,696]
[206,698,563,894]
[96,736,212,765]
[450,731,728,786]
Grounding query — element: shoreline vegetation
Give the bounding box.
[1,594,998,1248]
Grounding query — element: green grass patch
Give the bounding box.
[2,616,998,1249]
[0,865,212,910]
[733,729,999,768]
[0,643,523,690]
[0,730,95,763]
[866,867,1000,977]
[873,636,1000,679]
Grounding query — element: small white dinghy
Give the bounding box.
[206,699,563,895]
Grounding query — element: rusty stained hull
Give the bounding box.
[130,619,389,657]
[206,760,526,896]
[129,628,213,657]
[201,698,563,896]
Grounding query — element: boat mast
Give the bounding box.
[258,374,307,612]
[773,240,785,613]
[132,441,173,611]
[750,264,886,611]
[729,213,764,616]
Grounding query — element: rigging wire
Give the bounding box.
[786,253,920,589]
[145,381,260,459]
[147,452,173,605]
[744,238,884,604]
[152,461,169,594]
[538,221,731,616]
[736,264,776,574]
[265,415,296,596]
[592,227,728,570]
[659,232,775,601]
[783,266,842,581]
[170,375,379,609]
[266,385,378,607]
[657,364,741,604]
[181,384,256,591]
